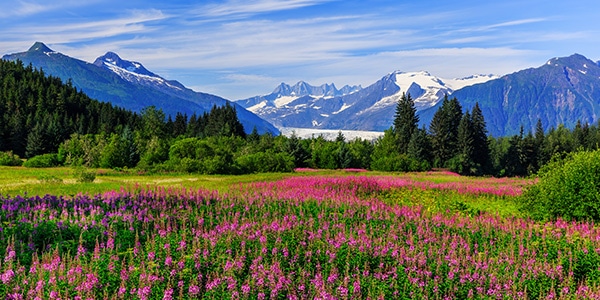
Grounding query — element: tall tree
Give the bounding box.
[470,103,491,173]
[407,127,432,165]
[454,111,475,175]
[429,95,462,167]
[393,93,419,154]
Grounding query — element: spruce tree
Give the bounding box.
[407,127,432,165]
[470,103,491,173]
[429,95,462,167]
[393,93,418,154]
[455,111,475,175]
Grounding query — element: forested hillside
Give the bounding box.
[0,59,139,157]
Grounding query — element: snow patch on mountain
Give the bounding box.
[103,62,183,91]
[274,96,299,108]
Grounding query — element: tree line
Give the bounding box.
[2,58,599,176]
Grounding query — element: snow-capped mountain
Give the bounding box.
[236,81,362,115]
[236,71,497,131]
[420,53,600,136]
[3,42,279,135]
[93,52,188,94]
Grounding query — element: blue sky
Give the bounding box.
[1,0,599,100]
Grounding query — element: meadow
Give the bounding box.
[1,167,599,299]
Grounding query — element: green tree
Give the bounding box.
[284,132,310,168]
[25,122,46,158]
[407,127,432,166]
[451,111,476,175]
[429,95,463,167]
[393,93,419,154]
[470,103,491,173]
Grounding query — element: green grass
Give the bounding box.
[0,166,296,196]
[0,166,528,219]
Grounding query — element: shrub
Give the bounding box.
[236,151,295,173]
[73,167,96,183]
[370,154,429,172]
[521,149,600,221]
[38,174,63,184]
[23,153,61,168]
[0,151,23,166]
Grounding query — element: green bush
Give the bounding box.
[236,151,295,173]
[522,150,600,221]
[73,167,96,183]
[370,154,429,172]
[0,151,23,166]
[23,153,61,168]
[37,174,63,184]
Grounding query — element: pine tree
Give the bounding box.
[470,103,491,173]
[407,127,432,165]
[429,95,462,167]
[393,93,418,154]
[25,122,46,158]
[454,111,475,175]
[172,112,188,137]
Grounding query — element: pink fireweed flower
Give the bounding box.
[1,269,15,284]
[162,288,173,300]
[188,284,200,296]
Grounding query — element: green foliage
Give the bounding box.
[0,151,23,166]
[37,174,63,183]
[23,153,61,168]
[73,166,96,183]
[393,92,418,154]
[430,95,463,167]
[522,149,600,221]
[371,153,429,172]
[0,59,139,157]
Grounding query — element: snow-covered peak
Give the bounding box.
[446,74,499,90]
[93,52,157,78]
[93,52,185,92]
[393,71,446,93]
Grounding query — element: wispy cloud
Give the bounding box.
[0,0,596,100]
[0,0,101,18]
[197,0,335,17]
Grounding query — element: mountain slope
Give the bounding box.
[419,54,600,136]
[237,71,497,131]
[2,42,278,135]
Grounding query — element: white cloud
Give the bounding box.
[0,0,102,18]
[197,0,335,17]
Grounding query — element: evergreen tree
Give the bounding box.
[25,122,46,158]
[534,118,548,165]
[247,127,260,144]
[470,103,491,173]
[407,127,432,165]
[284,132,310,168]
[393,93,419,154]
[172,112,188,137]
[454,111,475,175]
[429,95,462,167]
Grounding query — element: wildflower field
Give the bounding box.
[1,169,600,299]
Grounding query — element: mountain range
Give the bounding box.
[420,54,600,136]
[236,72,498,131]
[4,43,600,138]
[237,54,600,137]
[2,42,279,135]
